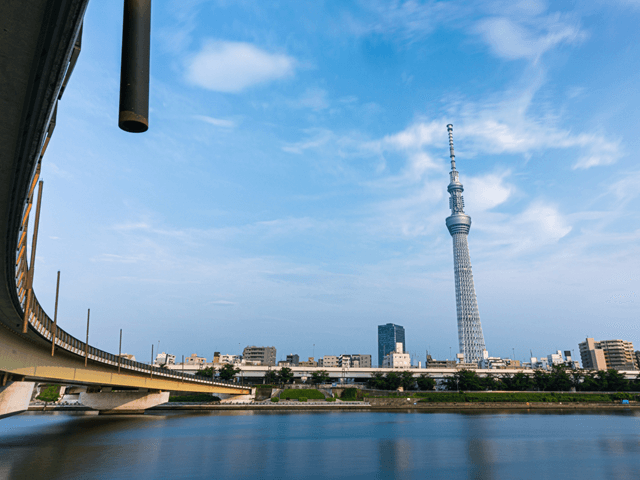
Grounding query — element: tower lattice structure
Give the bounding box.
[445,124,486,363]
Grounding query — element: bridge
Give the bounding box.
[0,0,249,418]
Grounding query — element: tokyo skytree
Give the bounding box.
[445,124,486,363]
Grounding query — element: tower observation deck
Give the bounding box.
[445,124,486,363]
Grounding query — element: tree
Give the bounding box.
[547,366,573,391]
[36,385,60,404]
[384,372,402,390]
[196,366,216,378]
[367,372,387,389]
[218,363,241,381]
[311,370,330,385]
[604,369,629,392]
[264,369,278,384]
[278,367,294,384]
[416,374,436,391]
[400,371,416,391]
[443,370,483,391]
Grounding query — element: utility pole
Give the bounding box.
[84,308,90,367]
[118,329,122,373]
[51,271,60,356]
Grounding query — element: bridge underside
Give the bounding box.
[0,0,249,418]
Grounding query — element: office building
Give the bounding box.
[243,346,276,366]
[444,125,486,362]
[378,323,405,367]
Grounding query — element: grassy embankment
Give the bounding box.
[279,389,325,401]
[364,392,638,403]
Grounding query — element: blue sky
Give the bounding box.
[32,0,640,365]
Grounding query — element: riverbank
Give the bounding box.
[27,400,640,412]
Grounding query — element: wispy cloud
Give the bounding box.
[193,114,236,128]
[475,14,586,62]
[186,40,296,93]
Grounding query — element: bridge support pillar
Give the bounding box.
[79,389,169,414]
[0,380,35,419]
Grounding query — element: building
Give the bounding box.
[339,355,352,368]
[243,346,276,366]
[298,357,317,367]
[636,351,640,369]
[382,342,411,369]
[378,324,405,367]
[219,354,241,364]
[321,355,338,367]
[352,354,372,368]
[444,125,486,363]
[286,354,300,366]
[186,353,206,366]
[118,353,136,361]
[154,352,175,366]
[579,338,636,370]
[425,355,456,369]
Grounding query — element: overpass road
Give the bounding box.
[0,1,249,417]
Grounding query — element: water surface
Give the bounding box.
[1,409,639,479]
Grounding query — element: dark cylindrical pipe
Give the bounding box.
[119,0,151,133]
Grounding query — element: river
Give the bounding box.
[1,409,639,479]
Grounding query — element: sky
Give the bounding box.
[30,0,640,366]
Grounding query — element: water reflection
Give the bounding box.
[0,410,639,479]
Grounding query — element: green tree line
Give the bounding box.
[367,368,640,392]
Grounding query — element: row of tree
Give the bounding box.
[440,368,640,392]
[365,368,640,392]
[198,366,333,385]
[367,372,436,391]
[199,365,640,392]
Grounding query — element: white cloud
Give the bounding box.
[186,40,295,93]
[464,172,514,212]
[193,114,236,128]
[476,15,585,61]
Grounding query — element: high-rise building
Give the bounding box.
[579,338,636,370]
[445,124,486,363]
[242,346,277,366]
[378,323,405,367]
[286,354,300,366]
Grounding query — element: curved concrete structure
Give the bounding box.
[0,1,249,414]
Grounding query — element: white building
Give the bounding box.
[382,343,411,369]
[154,352,175,366]
[219,354,241,364]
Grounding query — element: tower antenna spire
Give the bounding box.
[447,124,456,171]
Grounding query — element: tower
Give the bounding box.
[445,124,486,363]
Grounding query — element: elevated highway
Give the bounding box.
[0,1,248,417]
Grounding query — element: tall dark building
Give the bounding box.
[378,323,405,367]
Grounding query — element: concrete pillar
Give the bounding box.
[0,381,35,419]
[79,390,169,414]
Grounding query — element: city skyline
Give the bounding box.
[28,1,640,362]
